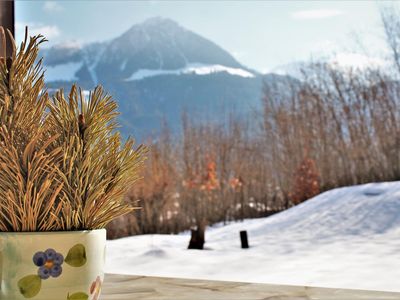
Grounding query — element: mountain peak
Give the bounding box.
[122,16,185,40]
[112,17,243,73]
[140,16,180,28]
[43,16,252,84]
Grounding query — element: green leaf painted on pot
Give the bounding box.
[18,275,41,298]
[67,292,89,300]
[65,244,87,267]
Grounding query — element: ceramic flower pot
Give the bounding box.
[0,229,106,300]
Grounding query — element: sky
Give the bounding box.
[15,0,397,73]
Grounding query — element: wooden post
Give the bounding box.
[188,222,205,250]
[187,229,204,250]
[240,230,249,249]
[0,0,14,57]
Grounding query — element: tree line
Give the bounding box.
[107,7,400,239]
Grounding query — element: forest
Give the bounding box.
[107,8,400,239]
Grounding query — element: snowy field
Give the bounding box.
[106,182,400,292]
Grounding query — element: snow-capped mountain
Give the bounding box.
[42,17,288,139]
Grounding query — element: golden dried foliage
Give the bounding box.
[200,158,219,191]
[0,27,146,232]
[290,156,320,205]
[48,86,147,229]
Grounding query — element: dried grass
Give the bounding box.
[0,27,146,232]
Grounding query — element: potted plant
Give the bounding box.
[0,28,146,300]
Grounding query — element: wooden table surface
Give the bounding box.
[102,273,400,300]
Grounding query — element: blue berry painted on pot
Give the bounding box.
[50,265,62,278]
[53,253,64,265]
[32,252,46,267]
[44,249,56,260]
[33,249,64,280]
[38,266,50,280]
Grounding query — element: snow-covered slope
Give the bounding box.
[126,63,255,81]
[106,182,400,292]
[44,62,82,82]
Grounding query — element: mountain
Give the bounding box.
[42,17,288,139]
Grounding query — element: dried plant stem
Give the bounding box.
[0,27,147,232]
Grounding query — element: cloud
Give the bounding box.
[291,9,344,20]
[309,39,387,70]
[32,25,60,39]
[330,52,387,70]
[43,1,64,13]
[148,0,159,5]
[54,40,82,50]
[312,39,340,54]
[16,22,61,40]
[232,51,246,59]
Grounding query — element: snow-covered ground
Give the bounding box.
[106,182,400,292]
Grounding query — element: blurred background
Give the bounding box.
[11,0,400,291]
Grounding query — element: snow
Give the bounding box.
[82,43,108,85]
[44,62,82,82]
[125,63,255,81]
[120,59,128,71]
[106,181,400,292]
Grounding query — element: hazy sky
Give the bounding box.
[16,0,395,72]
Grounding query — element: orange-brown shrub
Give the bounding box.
[291,156,320,205]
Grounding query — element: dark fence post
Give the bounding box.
[0,0,14,57]
[240,230,249,248]
[188,222,205,250]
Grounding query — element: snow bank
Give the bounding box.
[106,182,400,292]
[125,63,255,81]
[44,62,82,82]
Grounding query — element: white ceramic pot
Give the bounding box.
[0,229,106,300]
